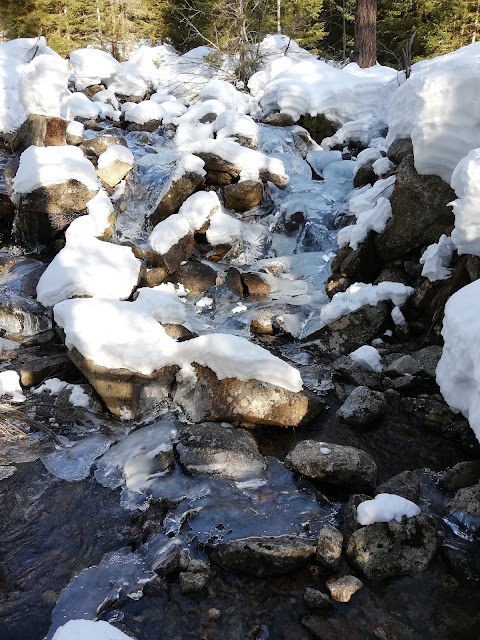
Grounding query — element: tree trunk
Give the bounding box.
[354,0,377,68]
[277,0,281,33]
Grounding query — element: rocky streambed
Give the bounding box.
[0,78,480,640]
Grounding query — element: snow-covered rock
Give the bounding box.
[70,48,119,90]
[357,493,420,525]
[0,370,26,402]
[96,144,134,188]
[349,345,382,373]
[52,619,132,640]
[420,234,454,281]
[18,54,69,118]
[450,149,480,256]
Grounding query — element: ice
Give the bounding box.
[420,234,454,281]
[349,345,382,372]
[36,236,141,307]
[41,434,111,482]
[0,370,26,403]
[357,493,421,525]
[437,279,480,442]
[13,145,99,194]
[306,150,342,177]
[52,620,132,640]
[0,337,19,354]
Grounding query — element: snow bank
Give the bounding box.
[124,101,167,125]
[13,146,99,194]
[106,61,147,98]
[258,57,397,133]
[437,279,480,442]
[320,282,414,326]
[357,493,420,525]
[198,79,250,113]
[36,236,141,307]
[386,42,480,183]
[349,345,382,372]
[149,190,220,255]
[54,297,303,392]
[420,234,454,281]
[18,54,68,117]
[0,371,25,403]
[52,619,132,640]
[70,48,119,90]
[450,149,480,255]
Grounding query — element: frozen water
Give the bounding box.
[41,434,112,482]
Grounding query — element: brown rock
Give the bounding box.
[326,575,363,603]
[262,112,295,127]
[175,363,315,427]
[13,114,67,152]
[97,158,133,188]
[242,272,271,296]
[250,315,274,335]
[168,261,217,295]
[224,180,263,212]
[83,134,128,157]
[126,119,162,133]
[141,266,169,287]
[150,170,205,226]
[67,347,178,420]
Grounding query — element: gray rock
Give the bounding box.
[209,535,316,577]
[332,356,383,390]
[306,302,388,355]
[337,386,387,426]
[353,160,377,188]
[375,156,455,260]
[386,138,413,165]
[326,575,363,602]
[152,542,181,577]
[316,524,343,569]
[179,571,209,593]
[344,494,372,533]
[439,461,480,493]
[385,355,423,378]
[411,345,443,378]
[285,441,377,492]
[303,588,333,610]
[346,514,442,580]
[176,422,267,480]
[374,470,420,503]
[174,363,316,427]
[400,395,458,432]
[447,483,480,517]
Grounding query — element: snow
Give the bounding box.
[320,282,414,326]
[450,149,480,256]
[33,377,68,395]
[64,189,114,240]
[13,146,99,194]
[0,370,26,403]
[54,297,303,392]
[338,176,396,250]
[198,80,250,113]
[386,42,480,183]
[124,100,167,125]
[68,385,91,408]
[66,120,84,139]
[391,306,406,326]
[176,99,227,125]
[97,144,134,170]
[206,210,265,247]
[92,90,118,109]
[349,345,382,373]
[18,54,68,117]
[436,279,480,442]
[149,191,220,255]
[106,61,147,98]
[61,92,101,120]
[69,48,119,90]
[420,234,455,281]
[322,114,386,149]
[357,493,420,526]
[36,236,141,307]
[52,619,132,640]
[373,156,395,176]
[186,139,288,184]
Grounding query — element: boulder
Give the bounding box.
[385,354,423,378]
[285,441,377,492]
[327,234,380,297]
[447,483,480,518]
[82,134,128,157]
[136,232,196,275]
[13,114,67,152]
[224,180,263,212]
[331,356,383,390]
[303,588,333,611]
[149,171,205,226]
[67,347,178,420]
[336,386,387,427]
[344,494,372,533]
[346,514,442,579]
[411,346,443,378]
[0,257,52,343]
[439,461,480,493]
[167,261,217,295]
[326,575,363,603]
[307,302,388,355]
[262,113,295,127]
[316,524,343,569]
[176,422,266,480]
[374,470,420,503]
[374,156,455,260]
[242,272,272,296]
[386,138,413,165]
[209,536,316,576]
[302,617,338,640]
[353,161,377,188]
[175,363,316,427]
[298,113,338,144]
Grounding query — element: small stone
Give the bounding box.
[374,470,420,503]
[336,386,387,427]
[316,524,343,569]
[179,571,209,594]
[411,345,443,378]
[206,608,221,622]
[242,272,271,296]
[303,588,333,610]
[250,315,273,335]
[385,355,422,378]
[326,575,363,603]
[168,261,217,295]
